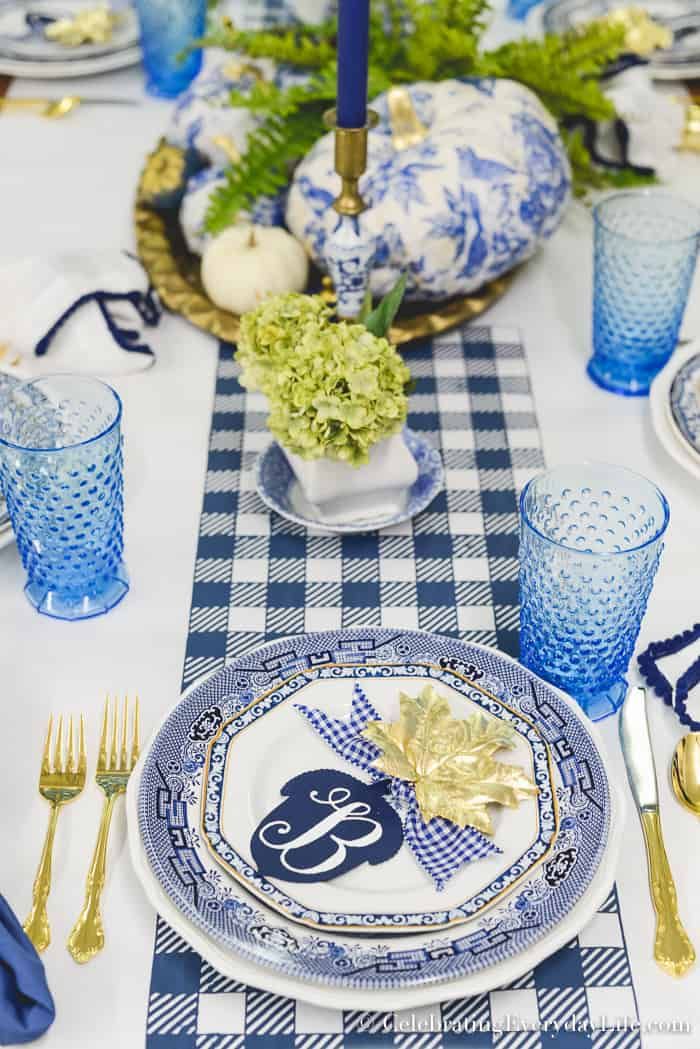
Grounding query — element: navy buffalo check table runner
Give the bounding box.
[146,325,641,1049]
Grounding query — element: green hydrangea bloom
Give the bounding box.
[236,293,411,466]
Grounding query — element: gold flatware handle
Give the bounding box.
[641,809,696,976]
[23,803,60,952]
[67,793,118,963]
[0,98,50,108]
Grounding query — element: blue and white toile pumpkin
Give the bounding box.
[167,54,311,167]
[286,78,572,302]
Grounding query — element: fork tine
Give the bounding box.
[110,697,118,772]
[54,715,63,774]
[120,695,128,771]
[67,715,74,773]
[41,715,53,776]
[78,714,87,776]
[131,696,140,768]
[99,696,109,771]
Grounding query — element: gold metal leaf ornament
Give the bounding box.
[361,685,539,835]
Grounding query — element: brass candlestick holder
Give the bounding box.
[323,107,379,320]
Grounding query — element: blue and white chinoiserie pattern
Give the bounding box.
[669,352,700,458]
[135,628,617,999]
[255,430,444,534]
[286,78,571,301]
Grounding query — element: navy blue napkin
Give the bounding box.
[0,895,54,1046]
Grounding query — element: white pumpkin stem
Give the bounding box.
[247,226,257,249]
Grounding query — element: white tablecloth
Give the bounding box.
[0,51,699,1049]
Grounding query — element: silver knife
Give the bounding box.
[619,686,695,977]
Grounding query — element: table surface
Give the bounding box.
[0,34,700,1049]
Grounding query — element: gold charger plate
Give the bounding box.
[134,139,517,347]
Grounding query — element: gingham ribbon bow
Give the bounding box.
[296,683,500,891]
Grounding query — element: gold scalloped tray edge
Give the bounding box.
[134,139,517,348]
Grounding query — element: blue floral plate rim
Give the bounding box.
[669,351,700,458]
[134,630,614,993]
[254,429,444,534]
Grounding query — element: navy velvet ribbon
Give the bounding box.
[34,287,161,360]
[638,623,700,731]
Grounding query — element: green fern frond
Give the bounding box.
[205,104,327,233]
[196,21,336,68]
[475,22,626,121]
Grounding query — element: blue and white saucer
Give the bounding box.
[130,630,620,1007]
[255,429,444,534]
[669,352,700,459]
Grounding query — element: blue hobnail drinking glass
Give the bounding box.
[519,464,669,721]
[134,0,205,98]
[0,375,129,621]
[589,191,700,397]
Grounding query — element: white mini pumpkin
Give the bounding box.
[286,78,571,302]
[201,225,309,315]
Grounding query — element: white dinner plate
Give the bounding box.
[0,40,139,75]
[650,344,700,480]
[543,0,700,80]
[0,0,139,61]
[129,631,622,1007]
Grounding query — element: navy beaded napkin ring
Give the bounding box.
[638,623,700,731]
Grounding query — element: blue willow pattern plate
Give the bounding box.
[137,630,611,992]
[201,664,559,933]
[255,430,444,535]
[669,353,700,457]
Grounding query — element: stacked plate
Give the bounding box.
[0,374,17,550]
[0,0,141,78]
[543,0,700,80]
[650,346,700,481]
[128,629,622,1009]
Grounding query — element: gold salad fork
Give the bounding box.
[67,696,139,963]
[24,715,87,952]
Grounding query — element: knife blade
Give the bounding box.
[619,686,695,977]
[620,684,660,809]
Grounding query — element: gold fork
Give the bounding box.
[67,696,139,963]
[24,714,87,952]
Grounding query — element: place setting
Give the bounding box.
[1,0,700,1045]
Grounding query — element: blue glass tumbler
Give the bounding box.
[589,191,700,396]
[134,0,205,98]
[519,464,669,721]
[0,375,129,621]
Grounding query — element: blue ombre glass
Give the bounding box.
[589,191,700,396]
[134,0,206,98]
[519,464,669,721]
[0,375,129,620]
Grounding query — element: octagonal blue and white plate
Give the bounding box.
[130,630,620,1005]
[669,352,700,459]
[255,429,444,534]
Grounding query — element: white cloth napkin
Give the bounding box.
[599,66,686,179]
[0,252,160,379]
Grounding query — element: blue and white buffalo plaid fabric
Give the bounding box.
[297,682,499,889]
[147,326,642,1049]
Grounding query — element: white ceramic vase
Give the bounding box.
[283,432,418,526]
